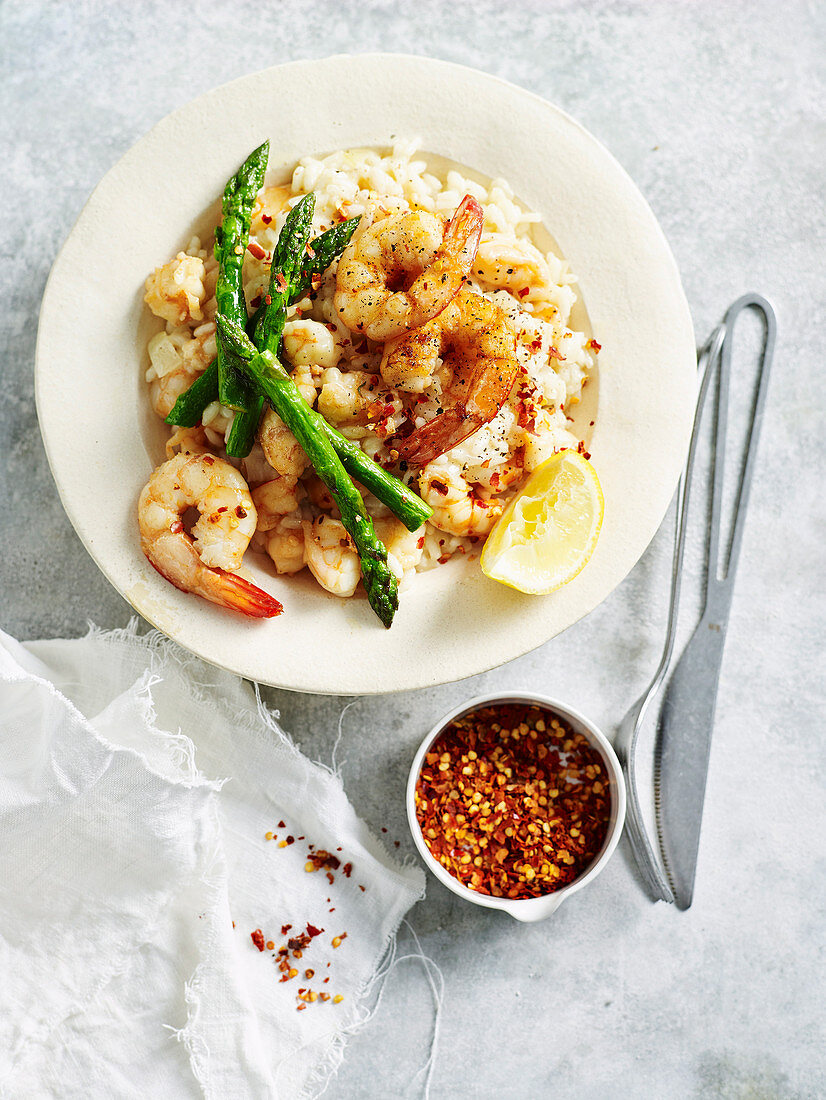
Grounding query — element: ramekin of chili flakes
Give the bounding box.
[407,693,626,920]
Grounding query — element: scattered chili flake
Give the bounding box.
[250,294,262,309]
[278,821,286,828]
[358,885,366,892]
[414,703,611,899]
[306,923,323,938]
[548,346,565,361]
[517,287,530,298]
[251,929,265,952]
[247,241,266,260]
[275,272,288,293]
[587,338,602,352]
[342,862,352,878]
[297,1004,307,1012]
[261,213,272,225]
[281,924,292,935]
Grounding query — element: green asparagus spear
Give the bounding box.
[291,217,360,299]
[214,141,269,410]
[163,358,219,428]
[168,201,358,436]
[216,314,399,627]
[225,194,315,456]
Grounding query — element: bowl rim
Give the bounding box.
[35,52,697,693]
[405,690,627,915]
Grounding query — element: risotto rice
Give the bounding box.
[143,142,596,599]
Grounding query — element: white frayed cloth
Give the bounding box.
[0,623,425,1099]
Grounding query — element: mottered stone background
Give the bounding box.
[1,2,824,1097]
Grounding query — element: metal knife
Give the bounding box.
[654,293,776,909]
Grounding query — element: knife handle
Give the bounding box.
[705,294,777,621]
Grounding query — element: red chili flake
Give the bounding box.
[305,243,316,259]
[281,924,292,935]
[430,479,448,496]
[297,1004,307,1012]
[358,885,366,892]
[216,506,228,514]
[306,923,323,939]
[587,338,602,352]
[265,294,272,305]
[286,836,295,845]
[261,213,272,225]
[250,294,262,309]
[381,827,387,833]
[247,241,266,260]
[416,536,425,549]
[394,841,400,848]
[275,272,288,293]
[342,863,352,878]
[414,703,611,899]
[235,506,247,519]
[548,346,565,361]
[278,821,286,828]
[169,520,184,535]
[517,287,530,298]
[251,929,265,952]
[326,872,335,885]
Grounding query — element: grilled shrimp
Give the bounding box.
[138,453,281,618]
[303,516,360,597]
[258,408,309,479]
[419,461,503,538]
[385,288,518,467]
[144,252,206,326]
[333,195,483,342]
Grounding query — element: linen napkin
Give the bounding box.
[0,622,424,1099]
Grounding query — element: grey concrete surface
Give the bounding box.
[1,1,824,1097]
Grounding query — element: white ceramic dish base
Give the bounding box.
[36,55,696,694]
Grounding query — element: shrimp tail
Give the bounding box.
[394,408,468,468]
[211,570,284,618]
[443,194,484,262]
[145,554,283,618]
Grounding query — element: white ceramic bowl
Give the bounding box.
[36,54,696,694]
[406,692,626,921]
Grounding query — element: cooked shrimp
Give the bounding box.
[372,516,425,582]
[258,409,309,479]
[386,287,518,467]
[333,194,484,342]
[165,424,211,459]
[282,319,342,371]
[138,453,281,618]
[265,514,306,576]
[144,252,206,326]
[419,461,503,538]
[251,477,302,532]
[146,325,216,419]
[303,515,360,597]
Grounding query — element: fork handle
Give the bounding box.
[704,294,777,621]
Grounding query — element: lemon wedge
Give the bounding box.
[480,450,604,594]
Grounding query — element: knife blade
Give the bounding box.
[653,293,776,910]
[654,612,729,909]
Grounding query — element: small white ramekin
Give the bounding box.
[407,691,626,922]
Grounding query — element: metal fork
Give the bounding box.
[613,321,727,903]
